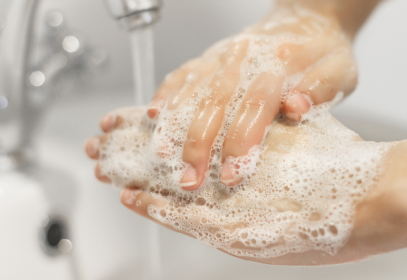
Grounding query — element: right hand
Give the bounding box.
[147,9,358,190]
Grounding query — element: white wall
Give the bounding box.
[350,0,407,122]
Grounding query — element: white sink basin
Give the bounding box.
[0,172,74,280]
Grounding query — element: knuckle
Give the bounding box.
[205,93,225,105]
[277,44,296,60]
[318,76,333,89]
[307,77,335,104]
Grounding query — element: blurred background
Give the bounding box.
[37,0,407,121]
[1,0,407,279]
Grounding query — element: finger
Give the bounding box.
[284,48,357,121]
[166,58,219,110]
[120,188,167,216]
[277,35,345,76]
[154,59,218,160]
[95,163,112,184]
[220,73,284,186]
[180,40,249,191]
[296,48,357,104]
[148,59,201,118]
[100,114,117,133]
[283,93,312,122]
[100,107,145,133]
[120,188,197,237]
[85,137,101,160]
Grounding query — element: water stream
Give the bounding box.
[130,28,156,106]
[130,28,162,280]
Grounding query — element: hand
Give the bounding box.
[146,8,358,190]
[85,108,407,265]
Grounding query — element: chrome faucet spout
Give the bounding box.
[104,0,162,30]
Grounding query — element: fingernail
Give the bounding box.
[220,160,243,186]
[220,160,235,186]
[86,138,99,157]
[284,93,311,122]
[147,99,166,119]
[102,114,117,132]
[180,165,198,190]
[147,107,159,119]
[95,164,112,184]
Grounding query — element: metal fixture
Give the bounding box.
[0,0,41,170]
[104,0,162,30]
[0,0,161,171]
[0,5,107,170]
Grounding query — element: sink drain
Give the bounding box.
[46,221,64,247]
[41,216,72,256]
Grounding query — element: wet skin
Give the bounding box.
[84,0,393,266]
[86,107,407,265]
[147,10,358,190]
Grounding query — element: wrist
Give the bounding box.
[274,0,382,39]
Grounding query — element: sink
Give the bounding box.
[0,171,74,279]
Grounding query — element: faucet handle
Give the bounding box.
[0,9,108,170]
[27,11,108,108]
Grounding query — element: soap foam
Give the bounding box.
[99,32,391,259]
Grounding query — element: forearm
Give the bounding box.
[275,0,383,38]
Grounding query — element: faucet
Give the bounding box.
[104,0,162,30]
[0,0,162,171]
